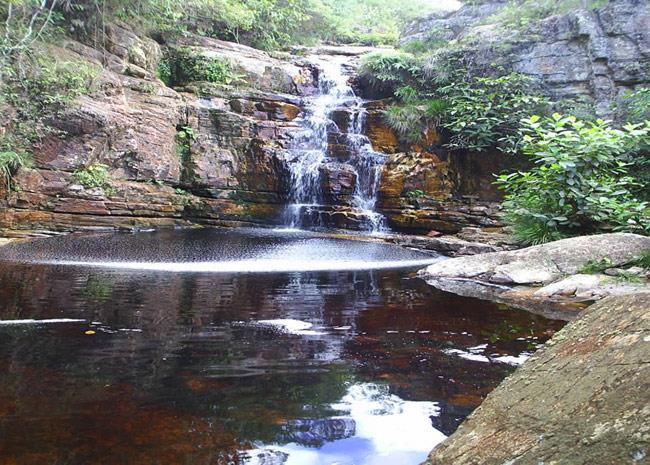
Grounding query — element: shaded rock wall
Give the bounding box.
[402,0,650,115]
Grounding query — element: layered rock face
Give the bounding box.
[402,0,650,115]
[0,28,317,231]
[0,23,510,235]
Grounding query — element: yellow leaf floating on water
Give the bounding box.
[84,330,96,335]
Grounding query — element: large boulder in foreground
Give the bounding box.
[424,292,650,465]
[419,233,650,319]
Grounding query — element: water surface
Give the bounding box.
[0,229,564,465]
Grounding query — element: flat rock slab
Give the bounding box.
[419,233,650,317]
[422,233,650,285]
[424,292,650,465]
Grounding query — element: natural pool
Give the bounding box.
[0,229,565,465]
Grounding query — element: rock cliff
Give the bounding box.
[402,0,650,115]
[0,24,508,236]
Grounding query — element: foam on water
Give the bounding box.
[42,257,438,273]
[0,228,442,274]
[0,318,86,325]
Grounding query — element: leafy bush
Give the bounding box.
[166,48,240,86]
[358,50,420,92]
[615,87,650,125]
[385,98,447,143]
[375,67,546,152]
[0,150,32,190]
[1,56,96,121]
[73,163,112,191]
[438,74,547,152]
[496,114,650,244]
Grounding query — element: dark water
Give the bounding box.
[0,229,565,465]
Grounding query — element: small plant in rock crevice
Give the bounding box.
[72,163,114,194]
[631,250,650,270]
[579,257,614,274]
[0,150,32,191]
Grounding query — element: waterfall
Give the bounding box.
[283,56,387,233]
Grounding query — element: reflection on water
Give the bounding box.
[0,230,565,465]
[244,383,445,465]
[0,228,440,272]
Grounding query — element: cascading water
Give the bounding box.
[283,56,387,233]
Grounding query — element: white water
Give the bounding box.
[0,318,86,325]
[41,257,438,273]
[284,56,387,232]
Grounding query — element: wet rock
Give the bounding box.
[390,235,502,256]
[378,152,452,208]
[424,292,650,465]
[319,162,358,205]
[365,109,399,153]
[380,202,503,235]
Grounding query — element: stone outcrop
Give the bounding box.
[402,0,650,115]
[420,233,650,318]
[0,22,524,237]
[0,27,319,232]
[424,292,650,465]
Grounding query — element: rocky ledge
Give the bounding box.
[419,233,650,319]
[424,291,650,465]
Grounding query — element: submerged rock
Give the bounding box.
[423,292,650,465]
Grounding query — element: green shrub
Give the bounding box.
[73,163,112,191]
[379,70,546,151]
[438,73,547,152]
[632,250,650,269]
[1,54,96,153]
[167,48,240,86]
[358,50,420,91]
[615,87,650,125]
[496,114,650,244]
[0,150,32,191]
[16,57,96,113]
[579,257,613,274]
[385,98,447,143]
[156,57,172,86]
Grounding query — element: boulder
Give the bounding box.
[424,292,650,465]
[170,36,316,94]
[421,233,650,285]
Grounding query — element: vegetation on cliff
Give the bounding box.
[358,5,650,244]
[0,0,446,190]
